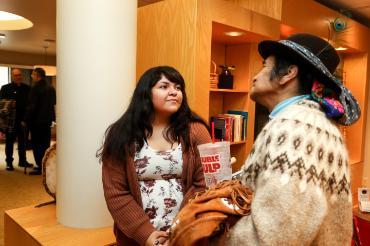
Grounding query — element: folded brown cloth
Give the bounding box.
[169,179,253,246]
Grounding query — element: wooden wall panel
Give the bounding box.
[281,0,370,52]
[226,44,250,91]
[137,0,198,107]
[224,0,282,20]
[363,47,370,188]
[351,161,364,206]
[193,0,212,120]
[209,92,224,120]
[204,0,281,40]
[343,53,368,164]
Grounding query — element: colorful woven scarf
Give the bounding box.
[311,80,344,119]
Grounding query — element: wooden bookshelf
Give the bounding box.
[231,141,246,145]
[209,21,275,171]
[210,89,248,93]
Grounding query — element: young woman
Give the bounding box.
[99,66,211,246]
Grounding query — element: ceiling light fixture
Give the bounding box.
[224,31,246,37]
[0,11,33,30]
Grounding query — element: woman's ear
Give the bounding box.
[279,65,298,85]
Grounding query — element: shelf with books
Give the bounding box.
[209,21,270,171]
[211,110,248,142]
[231,141,246,145]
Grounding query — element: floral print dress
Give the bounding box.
[134,141,183,231]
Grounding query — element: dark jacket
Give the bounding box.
[0,82,30,123]
[24,79,56,127]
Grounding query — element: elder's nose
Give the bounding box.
[251,76,257,84]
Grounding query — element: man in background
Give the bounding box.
[0,68,33,171]
[24,68,56,175]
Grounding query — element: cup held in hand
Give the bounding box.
[197,141,231,187]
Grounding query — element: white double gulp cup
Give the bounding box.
[197,141,231,187]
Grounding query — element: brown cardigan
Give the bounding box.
[102,122,211,246]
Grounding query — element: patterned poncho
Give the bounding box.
[226,99,352,245]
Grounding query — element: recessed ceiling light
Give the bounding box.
[335,47,347,51]
[0,11,33,30]
[0,33,6,39]
[224,31,246,37]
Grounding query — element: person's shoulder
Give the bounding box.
[189,121,209,133]
[275,99,341,136]
[1,83,11,90]
[279,99,325,123]
[189,121,211,144]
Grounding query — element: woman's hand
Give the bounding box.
[158,229,170,246]
[145,231,168,246]
[159,239,169,246]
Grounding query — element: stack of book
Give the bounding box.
[211,110,248,142]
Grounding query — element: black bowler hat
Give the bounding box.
[258,33,360,126]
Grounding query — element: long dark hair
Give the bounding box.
[98,66,208,164]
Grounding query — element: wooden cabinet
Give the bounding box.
[209,23,263,171]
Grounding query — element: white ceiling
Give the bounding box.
[0,0,369,56]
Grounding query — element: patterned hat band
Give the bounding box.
[279,40,361,126]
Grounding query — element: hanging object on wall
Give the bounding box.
[34,39,57,76]
[324,16,350,52]
[333,17,347,32]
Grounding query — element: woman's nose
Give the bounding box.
[169,87,178,95]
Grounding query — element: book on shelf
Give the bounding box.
[227,110,248,140]
[211,115,233,142]
[210,110,248,143]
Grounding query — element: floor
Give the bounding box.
[0,142,52,246]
